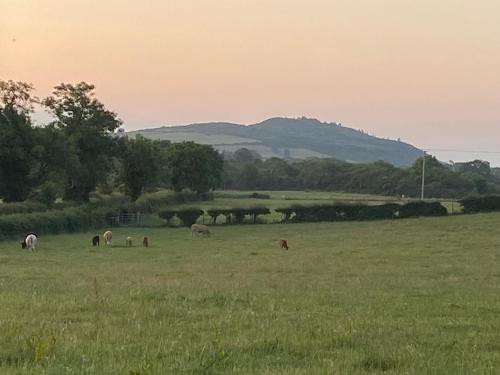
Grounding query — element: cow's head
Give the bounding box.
[20,240,27,249]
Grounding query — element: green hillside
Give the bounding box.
[128,117,422,166]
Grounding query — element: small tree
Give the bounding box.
[176,208,204,227]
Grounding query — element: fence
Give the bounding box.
[105,212,166,227]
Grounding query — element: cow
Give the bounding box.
[191,224,210,237]
[92,235,100,246]
[102,230,113,246]
[126,237,133,247]
[142,236,149,248]
[278,239,289,250]
[20,234,38,252]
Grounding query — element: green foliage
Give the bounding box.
[0,201,47,216]
[0,81,39,202]
[167,142,223,195]
[175,208,204,227]
[28,181,60,208]
[206,209,223,224]
[276,201,447,223]
[459,195,500,214]
[118,136,163,201]
[158,208,204,227]
[223,154,491,199]
[158,210,176,225]
[43,82,121,202]
[397,201,448,218]
[249,192,270,199]
[0,208,105,239]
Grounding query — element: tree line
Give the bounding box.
[1,80,497,206]
[0,81,223,205]
[221,148,500,199]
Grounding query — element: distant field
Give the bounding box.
[1,213,499,374]
[129,131,262,145]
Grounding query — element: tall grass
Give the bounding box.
[0,213,499,373]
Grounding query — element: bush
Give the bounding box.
[176,208,204,227]
[397,201,447,218]
[246,206,271,224]
[0,208,106,240]
[275,207,295,222]
[0,201,48,216]
[249,192,270,199]
[206,209,223,224]
[276,201,446,223]
[158,210,177,225]
[357,204,399,220]
[28,182,60,208]
[459,195,500,214]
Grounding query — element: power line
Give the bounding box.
[424,148,500,154]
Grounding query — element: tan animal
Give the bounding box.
[143,236,149,247]
[278,239,289,250]
[191,224,210,237]
[103,230,113,246]
[126,237,133,247]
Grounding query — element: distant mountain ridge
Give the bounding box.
[128,117,422,166]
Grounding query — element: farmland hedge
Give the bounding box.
[0,208,106,240]
[158,208,204,227]
[276,201,447,223]
[459,195,500,214]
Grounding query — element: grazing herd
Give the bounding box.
[19,227,289,252]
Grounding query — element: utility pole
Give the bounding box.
[420,150,426,200]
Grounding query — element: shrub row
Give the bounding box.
[0,201,49,216]
[158,206,272,227]
[207,207,271,224]
[276,201,447,222]
[0,208,106,240]
[158,208,204,227]
[459,195,500,214]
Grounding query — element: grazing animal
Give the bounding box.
[20,232,37,250]
[22,234,38,252]
[143,236,149,248]
[191,224,210,237]
[278,239,289,250]
[92,235,100,246]
[103,230,113,246]
[126,237,133,247]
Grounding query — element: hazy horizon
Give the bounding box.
[2,0,499,165]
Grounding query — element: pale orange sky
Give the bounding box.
[1,0,499,163]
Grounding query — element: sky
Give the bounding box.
[1,0,499,164]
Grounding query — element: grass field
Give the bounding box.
[1,213,499,374]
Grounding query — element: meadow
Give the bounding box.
[1,212,499,374]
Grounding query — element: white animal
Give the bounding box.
[24,234,38,252]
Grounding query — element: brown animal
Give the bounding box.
[143,236,149,247]
[278,239,289,250]
[191,224,210,237]
[103,230,113,246]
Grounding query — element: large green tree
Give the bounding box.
[43,82,121,202]
[118,136,161,201]
[167,142,223,195]
[0,81,39,202]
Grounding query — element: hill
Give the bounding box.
[128,117,422,166]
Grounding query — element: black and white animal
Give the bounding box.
[92,235,100,246]
[20,233,38,252]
